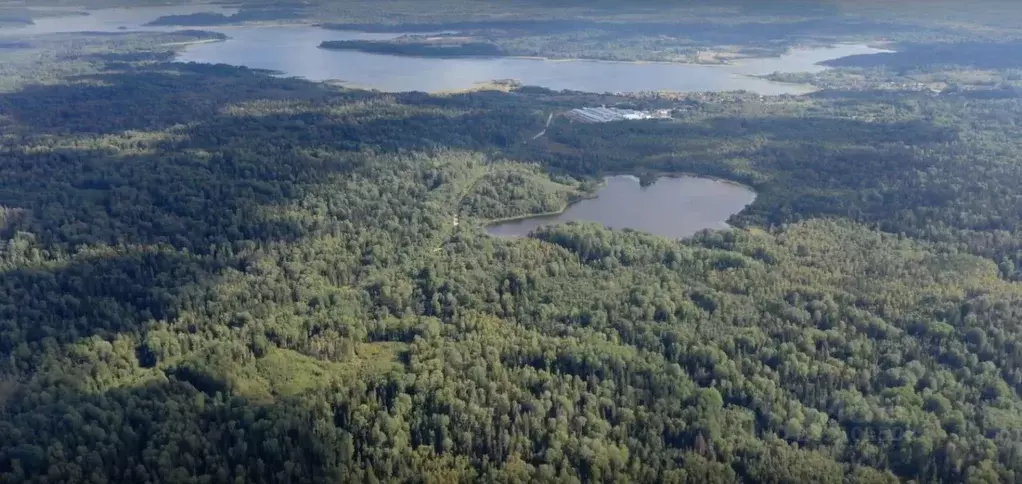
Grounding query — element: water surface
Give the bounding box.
[178,29,885,93]
[486,175,757,238]
[0,5,887,94]
[733,43,893,75]
[0,7,888,94]
[2,6,237,35]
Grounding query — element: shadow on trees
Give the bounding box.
[702,115,957,145]
[0,60,541,384]
[0,248,224,373]
[0,65,377,375]
[0,62,344,136]
[528,111,955,177]
[0,375,351,483]
[0,141,313,252]
[0,63,470,252]
[0,58,557,481]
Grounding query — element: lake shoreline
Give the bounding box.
[302,44,824,94]
[312,37,884,69]
[484,173,757,237]
[313,44,742,67]
[161,37,225,47]
[27,6,887,95]
[185,20,891,70]
[174,29,880,94]
[481,184,604,226]
[606,171,760,192]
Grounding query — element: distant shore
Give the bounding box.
[161,38,224,47]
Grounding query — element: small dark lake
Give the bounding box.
[486,175,757,238]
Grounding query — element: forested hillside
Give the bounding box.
[2,5,1022,484]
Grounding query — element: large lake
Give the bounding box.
[486,176,757,239]
[1,6,890,94]
[177,29,883,94]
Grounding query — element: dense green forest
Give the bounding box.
[4,3,1022,483]
[145,8,305,27]
[459,164,586,221]
[319,39,506,59]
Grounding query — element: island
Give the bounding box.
[146,12,231,26]
[0,40,30,49]
[145,8,303,27]
[0,14,33,27]
[319,36,505,58]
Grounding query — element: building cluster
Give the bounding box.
[564,106,671,123]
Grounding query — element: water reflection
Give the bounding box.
[486,175,757,239]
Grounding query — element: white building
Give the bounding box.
[565,107,663,123]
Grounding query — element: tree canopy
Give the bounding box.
[2,10,1022,484]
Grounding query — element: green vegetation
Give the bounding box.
[145,8,305,27]
[145,12,235,26]
[319,38,505,58]
[459,163,586,221]
[4,3,1022,483]
[0,13,33,27]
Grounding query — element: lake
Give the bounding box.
[486,176,757,239]
[176,28,885,94]
[1,6,889,94]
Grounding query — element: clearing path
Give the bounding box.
[427,166,489,254]
[530,112,554,141]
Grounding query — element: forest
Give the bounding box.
[318,39,505,59]
[3,1,1022,483]
[145,8,305,27]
